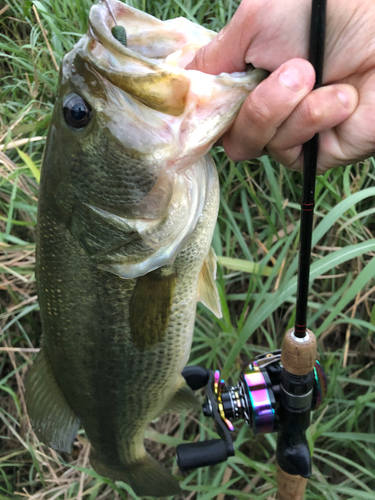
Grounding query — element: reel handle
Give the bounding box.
[176,439,230,471]
[180,366,235,471]
[182,365,210,390]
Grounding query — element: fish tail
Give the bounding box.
[90,452,181,497]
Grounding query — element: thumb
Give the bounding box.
[186,2,258,74]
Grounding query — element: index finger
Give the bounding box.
[186,1,259,74]
[186,0,310,75]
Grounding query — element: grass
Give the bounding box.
[1,0,375,499]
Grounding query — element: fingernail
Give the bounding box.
[337,89,350,108]
[279,67,303,92]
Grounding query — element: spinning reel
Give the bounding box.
[177,351,327,478]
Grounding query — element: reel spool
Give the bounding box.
[176,353,326,474]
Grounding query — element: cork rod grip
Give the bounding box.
[281,328,317,376]
[277,466,308,500]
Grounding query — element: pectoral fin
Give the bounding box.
[25,349,80,452]
[198,247,222,318]
[129,267,177,350]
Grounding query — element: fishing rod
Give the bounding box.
[176,0,328,498]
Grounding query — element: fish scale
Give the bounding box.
[26,1,267,496]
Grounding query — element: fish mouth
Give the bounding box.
[62,0,268,179]
[84,0,267,116]
[88,0,214,70]
[85,0,213,115]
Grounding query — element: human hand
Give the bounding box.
[187,0,375,173]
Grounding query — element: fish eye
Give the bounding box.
[63,93,92,129]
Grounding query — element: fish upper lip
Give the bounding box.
[87,0,215,71]
[86,0,268,89]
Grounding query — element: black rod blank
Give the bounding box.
[294,0,327,338]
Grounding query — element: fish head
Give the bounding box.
[43,0,267,221]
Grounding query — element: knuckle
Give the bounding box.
[270,146,302,171]
[222,135,260,162]
[223,142,244,162]
[304,97,323,127]
[193,46,209,72]
[364,121,375,145]
[245,95,273,127]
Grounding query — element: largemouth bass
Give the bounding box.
[26,1,266,496]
